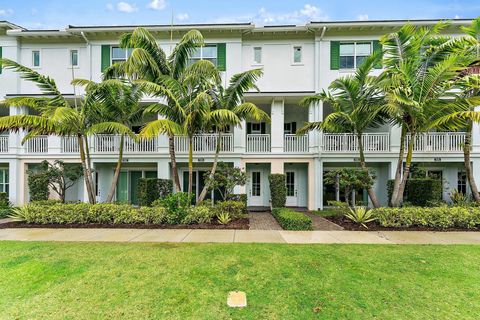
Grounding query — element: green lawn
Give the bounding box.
[1,242,480,319]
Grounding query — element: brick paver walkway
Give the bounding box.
[248,211,282,230]
[305,212,344,231]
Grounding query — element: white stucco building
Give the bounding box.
[0,19,478,209]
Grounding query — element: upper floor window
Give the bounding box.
[32,50,40,67]
[70,50,79,67]
[189,44,218,66]
[253,46,262,64]
[293,46,302,64]
[111,47,133,64]
[339,42,371,69]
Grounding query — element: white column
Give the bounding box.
[157,158,170,179]
[9,106,26,155]
[7,159,20,206]
[234,119,246,153]
[473,159,480,193]
[309,101,322,153]
[156,114,169,154]
[48,136,61,154]
[472,106,480,153]
[316,159,323,210]
[390,124,402,154]
[270,99,284,153]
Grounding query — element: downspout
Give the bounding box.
[80,32,92,81]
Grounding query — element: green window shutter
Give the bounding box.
[0,47,2,74]
[330,41,340,70]
[101,45,111,72]
[217,43,226,71]
[373,40,383,69]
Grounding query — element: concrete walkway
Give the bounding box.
[1,228,480,244]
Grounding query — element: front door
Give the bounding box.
[249,171,263,206]
[116,171,129,203]
[285,170,298,207]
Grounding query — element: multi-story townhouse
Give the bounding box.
[0,19,477,210]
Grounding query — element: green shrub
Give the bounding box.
[28,172,50,202]
[9,203,168,225]
[269,174,286,208]
[30,199,63,206]
[271,208,312,230]
[137,178,173,206]
[0,192,9,207]
[345,206,376,228]
[387,179,442,207]
[216,212,232,225]
[159,192,192,224]
[227,194,247,207]
[214,200,246,219]
[183,206,214,224]
[374,206,480,229]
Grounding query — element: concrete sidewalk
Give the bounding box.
[1,228,480,244]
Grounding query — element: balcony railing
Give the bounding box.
[246,134,271,153]
[284,134,309,153]
[94,134,157,153]
[322,133,390,152]
[0,135,8,153]
[61,136,79,153]
[406,132,465,152]
[174,134,233,153]
[27,136,48,153]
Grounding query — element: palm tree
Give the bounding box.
[381,21,477,206]
[197,68,270,203]
[104,27,205,192]
[138,60,236,200]
[298,54,386,208]
[0,59,98,203]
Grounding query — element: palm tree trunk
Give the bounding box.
[393,131,414,207]
[83,134,96,204]
[78,135,95,204]
[390,125,406,206]
[464,121,480,201]
[357,133,380,208]
[197,131,222,203]
[188,136,194,200]
[106,134,125,203]
[168,135,181,192]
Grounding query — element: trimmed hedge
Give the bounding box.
[373,206,480,229]
[387,179,442,206]
[137,178,173,206]
[269,174,286,208]
[272,208,312,230]
[28,173,49,202]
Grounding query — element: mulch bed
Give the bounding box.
[0,218,249,230]
[326,216,480,232]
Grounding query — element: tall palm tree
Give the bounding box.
[298,53,386,208]
[138,60,237,199]
[197,68,270,203]
[381,21,477,206]
[0,59,98,203]
[104,27,205,192]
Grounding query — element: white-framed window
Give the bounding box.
[293,46,302,64]
[253,46,262,64]
[458,171,467,195]
[0,169,9,195]
[188,44,218,66]
[111,47,133,64]
[251,123,262,134]
[339,42,372,69]
[32,50,41,67]
[70,49,79,67]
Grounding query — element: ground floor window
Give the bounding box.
[0,169,8,195]
[182,170,224,203]
[116,170,157,204]
[458,171,467,195]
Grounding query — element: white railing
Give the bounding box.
[322,133,390,152]
[27,136,48,153]
[0,135,8,153]
[406,132,466,152]
[247,134,271,153]
[94,134,157,153]
[284,134,309,153]
[61,136,79,153]
[174,134,233,153]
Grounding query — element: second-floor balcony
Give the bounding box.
[322,133,390,152]
[0,135,9,153]
[94,135,157,153]
[174,134,234,153]
[246,134,271,153]
[406,132,466,152]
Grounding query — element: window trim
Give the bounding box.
[111,46,132,65]
[32,50,41,68]
[253,46,263,65]
[189,44,218,66]
[69,49,79,68]
[292,45,303,65]
[339,41,373,70]
[0,168,9,195]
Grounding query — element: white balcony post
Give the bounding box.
[390,124,402,155]
[472,105,480,153]
[48,135,61,154]
[234,119,246,153]
[270,99,284,153]
[309,101,321,153]
[7,159,19,206]
[157,114,169,153]
[9,106,26,155]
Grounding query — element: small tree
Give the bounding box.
[324,168,374,207]
[204,162,247,201]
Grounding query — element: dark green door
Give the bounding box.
[130,171,143,205]
[116,172,128,203]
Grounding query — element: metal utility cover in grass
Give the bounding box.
[227,291,247,308]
